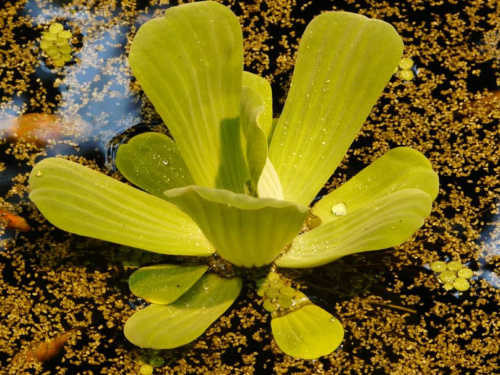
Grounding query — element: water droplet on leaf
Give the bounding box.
[331,202,347,216]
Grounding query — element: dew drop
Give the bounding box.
[331,202,347,216]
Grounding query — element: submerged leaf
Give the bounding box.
[129,1,249,192]
[271,303,344,359]
[312,147,439,224]
[29,158,213,256]
[164,185,308,267]
[276,189,433,268]
[116,132,194,198]
[124,273,242,349]
[129,264,208,304]
[268,12,404,206]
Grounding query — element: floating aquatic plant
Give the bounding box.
[28,2,439,359]
[40,22,73,67]
[430,260,473,291]
[395,57,417,81]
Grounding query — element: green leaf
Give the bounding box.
[164,185,308,267]
[240,85,268,194]
[276,189,433,268]
[271,303,344,359]
[268,12,404,206]
[129,1,249,193]
[257,158,284,200]
[129,264,208,304]
[312,147,439,224]
[242,71,273,143]
[116,132,194,199]
[240,72,281,198]
[124,273,242,349]
[29,158,213,256]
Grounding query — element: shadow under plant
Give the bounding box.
[28,1,438,361]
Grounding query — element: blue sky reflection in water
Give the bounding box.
[0,0,171,165]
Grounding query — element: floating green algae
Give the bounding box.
[430,260,474,292]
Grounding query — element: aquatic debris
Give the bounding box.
[4,113,91,147]
[0,208,30,231]
[430,260,474,292]
[40,22,73,67]
[466,90,500,115]
[30,328,81,362]
[12,328,82,365]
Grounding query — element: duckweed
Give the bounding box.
[148,355,165,367]
[277,295,293,309]
[263,299,278,313]
[395,57,416,81]
[447,260,463,271]
[457,267,474,279]
[264,287,281,299]
[139,364,154,375]
[398,57,414,70]
[430,261,447,272]
[40,22,73,67]
[430,260,473,292]
[399,69,415,81]
[257,271,303,314]
[443,282,454,291]
[438,270,457,283]
[453,278,470,292]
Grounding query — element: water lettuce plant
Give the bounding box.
[28,1,439,359]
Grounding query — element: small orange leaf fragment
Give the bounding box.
[0,209,30,231]
[5,113,91,146]
[30,328,81,363]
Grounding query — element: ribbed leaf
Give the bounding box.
[240,72,282,199]
[116,132,194,199]
[271,303,344,359]
[164,185,308,267]
[29,158,213,256]
[129,1,249,192]
[268,12,403,206]
[240,85,268,194]
[257,158,284,200]
[124,273,242,349]
[242,71,273,143]
[312,147,439,224]
[276,189,432,268]
[129,264,208,304]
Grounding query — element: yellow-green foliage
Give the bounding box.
[430,260,474,292]
[40,22,73,67]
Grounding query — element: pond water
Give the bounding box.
[0,0,499,374]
